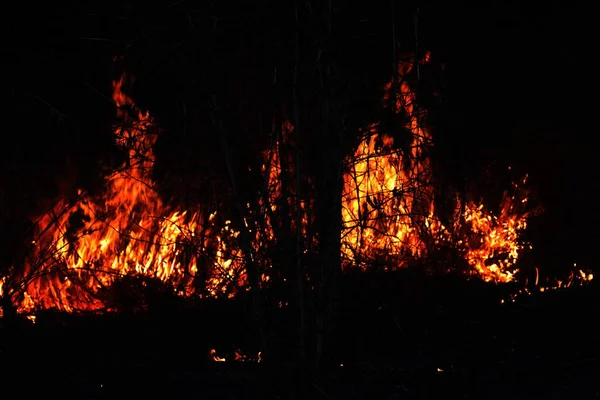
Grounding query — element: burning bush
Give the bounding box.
[0,53,590,319]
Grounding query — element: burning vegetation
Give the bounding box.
[0,54,592,319]
[341,56,533,283]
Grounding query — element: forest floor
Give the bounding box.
[1,270,598,399]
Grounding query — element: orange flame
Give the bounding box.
[1,54,593,316]
[455,177,531,282]
[341,52,531,282]
[209,349,226,362]
[5,75,247,314]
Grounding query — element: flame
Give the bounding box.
[505,266,594,303]
[341,52,531,282]
[341,55,435,267]
[455,179,530,282]
[209,348,261,363]
[209,349,226,362]
[4,75,246,314]
[0,54,593,315]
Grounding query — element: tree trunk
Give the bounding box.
[314,0,345,367]
[293,1,307,361]
[211,96,267,358]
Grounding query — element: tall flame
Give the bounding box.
[5,75,246,314]
[341,53,531,282]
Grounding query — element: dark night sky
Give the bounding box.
[3,1,598,273]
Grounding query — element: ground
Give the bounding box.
[1,272,598,399]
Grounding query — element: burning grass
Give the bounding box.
[0,53,593,319]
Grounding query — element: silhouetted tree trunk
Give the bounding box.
[293,2,307,361]
[312,0,345,368]
[211,96,268,358]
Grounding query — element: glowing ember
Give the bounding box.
[341,56,436,269]
[503,266,594,304]
[208,348,261,363]
[209,349,226,362]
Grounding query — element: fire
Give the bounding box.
[2,75,247,315]
[0,54,593,316]
[209,349,226,362]
[455,178,531,282]
[503,266,594,303]
[209,348,261,363]
[341,57,435,268]
[338,54,593,287]
[341,52,531,282]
